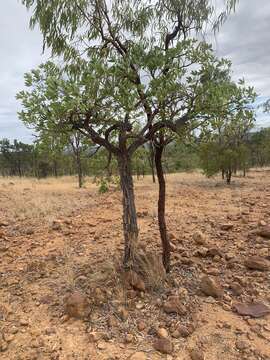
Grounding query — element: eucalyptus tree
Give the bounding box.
[199,84,256,183]
[20,0,239,267]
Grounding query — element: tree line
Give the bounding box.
[2,125,270,180]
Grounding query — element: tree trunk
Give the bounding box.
[118,154,139,267]
[136,167,140,180]
[148,142,156,183]
[76,152,83,188]
[53,159,58,177]
[154,143,170,273]
[222,169,225,180]
[226,169,232,184]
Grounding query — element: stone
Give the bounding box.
[207,247,222,258]
[193,231,208,245]
[0,221,8,227]
[64,291,89,319]
[157,328,168,338]
[235,339,249,351]
[20,319,29,326]
[125,270,146,292]
[125,334,134,343]
[220,223,233,230]
[244,256,269,271]
[230,282,243,296]
[200,276,224,298]
[137,321,147,331]
[190,348,205,360]
[233,302,270,318]
[257,226,270,238]
[153,337,173,354]
[177,325,190,338]
[163,296,186,315]
[51,220,62,230]
[171,329,181,338]
[129,352,147,360]
[97,341,106,350]
[107,315,118,327]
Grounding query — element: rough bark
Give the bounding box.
[148,142,156,183]
[118,154,139,267]
[154,141,170,273]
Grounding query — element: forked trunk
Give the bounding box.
[154,143,170,273]
[118,154,139,267]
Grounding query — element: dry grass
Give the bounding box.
[0,176,98,225]
[1,168,269,226]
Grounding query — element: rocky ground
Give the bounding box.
[0,171,269,360]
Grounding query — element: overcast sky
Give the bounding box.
[0,1,270,143]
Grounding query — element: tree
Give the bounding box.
[20,0,239,268]
[199,92,256,184]
[248,128,270,167]
[0,139,35,177]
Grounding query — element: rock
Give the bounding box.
[258,220,267,227]
[153,337,173,354]
[125,270,146,292]
[125,333,134,343]
[233,302,270,318]
[0,221,8,227]
[97,341,106,350]
[193,231,208,245]
[177,325,191,338]
[137,320,147,331]
[157,328,169,338]
[194,247,208,258]
[200,276,224,298]
[220,223,233,230]
[51,220,62,230]
[129,352,147,360]
[20,319,29,326]
[207,247,222,258]
[235,339,249,351]
[171,329,181,338]
[230,283,243,296]
[25,228,34,235]
[64,291,89,319]
[244,256,269,271]
[163,296,186,315]
[190,348,204,360]
[257,226,270,239]
[107,315,118,327]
